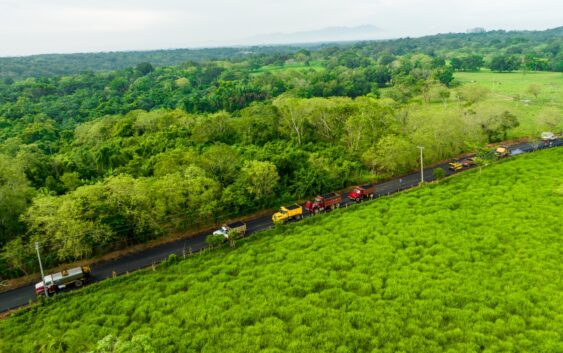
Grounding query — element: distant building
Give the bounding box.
[467,27,486,34]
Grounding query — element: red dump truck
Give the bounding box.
[348,184,376,202]
[304,192,342,214]
[35,266,91,296]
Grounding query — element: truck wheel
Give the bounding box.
[335,203,340,208]
[369,193,374,199]
[74,280,83,287]
[314,208,320,215]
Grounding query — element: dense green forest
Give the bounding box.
[1,27,562,80]
[0,46,311,81]
[0,27,562,279]
[2,147,562,353]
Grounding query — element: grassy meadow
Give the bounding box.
[1,147,562,353]
[385,70,563,142]
[454,71,563,137]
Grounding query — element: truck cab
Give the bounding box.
[272,204,303,222]
[213,225,230,239]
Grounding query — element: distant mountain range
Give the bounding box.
[243,25,384,45]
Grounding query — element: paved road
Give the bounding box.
[1,139,561,312]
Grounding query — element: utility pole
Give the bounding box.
[34,242,48,298]
[417,146,424,184]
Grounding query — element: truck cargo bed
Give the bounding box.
[227,221,245,228]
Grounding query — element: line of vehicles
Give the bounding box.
[33,134,563,297]
[446,131,560,172]
[127,183,377,254]
[33,183,378,297]
[269,184,377,224]
[207,184,378,245]
[448,145,511,171]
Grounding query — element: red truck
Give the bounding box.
[304,192,342,214]
[348,184,376,202]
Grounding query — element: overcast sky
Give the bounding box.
[0,0,561,57]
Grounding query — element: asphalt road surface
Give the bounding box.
[1,139,561,312]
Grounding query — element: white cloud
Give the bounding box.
[5,8,172,33]
[0,0,561,56]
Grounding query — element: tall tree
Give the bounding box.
[0,155,34,246]
[274,97,309,146]
[239,160,279,203]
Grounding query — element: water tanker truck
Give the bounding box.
[35,266,91,296]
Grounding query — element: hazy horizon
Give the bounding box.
[1,0,562,57]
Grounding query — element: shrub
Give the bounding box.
[206,234,225,248]
[432,167,446,180]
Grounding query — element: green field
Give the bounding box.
[453,71,563,137]
[2,148,562,353]
[393,71,563,142]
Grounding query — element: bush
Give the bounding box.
[161,253,179,267]
[433,167,446,179]
[205,234,225,248]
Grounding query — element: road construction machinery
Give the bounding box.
[448,162,463,171]
[449,157,476,171]
[494,146,510,158]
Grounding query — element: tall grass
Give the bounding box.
[1,148,562,353]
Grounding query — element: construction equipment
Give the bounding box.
[35,266,91,296]
[304,193,342,214]
[272,204,303,223]
[448,162,463,171]
[449,156,476,171]
[494,146,510,158]
[460,158,476,167]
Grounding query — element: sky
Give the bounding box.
[0,0,561,57]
